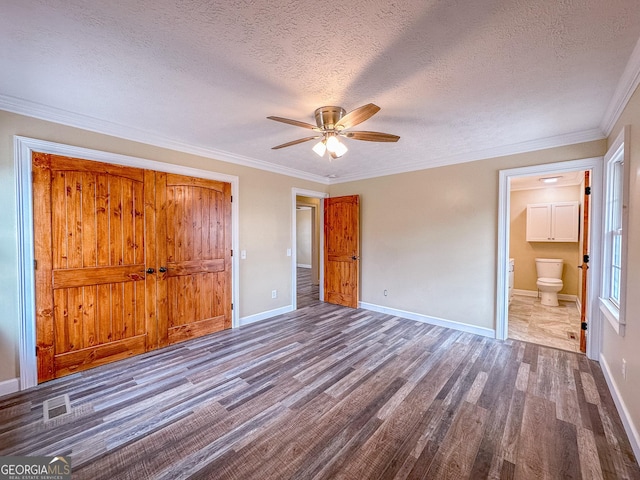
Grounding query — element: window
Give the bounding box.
[609,158,623,307]
[601,126,629,334]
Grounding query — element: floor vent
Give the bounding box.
[43,394,71,422]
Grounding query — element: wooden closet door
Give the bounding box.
[33,153,156,382]
[157,173,232,346]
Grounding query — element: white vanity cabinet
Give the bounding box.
[526,201,579,242]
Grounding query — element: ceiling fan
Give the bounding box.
[267,103,400,159]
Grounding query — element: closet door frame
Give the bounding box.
[15,136,239,390]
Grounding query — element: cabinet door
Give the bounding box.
[526,204,552,241]
[552,202,579,241]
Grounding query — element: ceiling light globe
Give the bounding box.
[333,141,348,157]
[326,135,341,153]
[312,141,327,157]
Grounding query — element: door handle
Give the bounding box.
[146,267,155,274]
[351,255,360,261]
[159,266,167,273]
[577,264,589,270]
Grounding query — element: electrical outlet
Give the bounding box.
[384,289,388,296]
[272,290,277,299]
[622,359,627,379]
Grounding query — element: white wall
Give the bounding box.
[296,195,321,284]
[296,208,312,267]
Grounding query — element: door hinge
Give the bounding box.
[585,186,591,195]
[34,259,37,270]
[583,254,590,263]
[230,195,233,203]
[581,322,588,331]
[230,249,233,257]
[231,303,234,311]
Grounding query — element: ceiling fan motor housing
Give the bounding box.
[314,106,346,130]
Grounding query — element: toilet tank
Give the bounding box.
[535,258,563,279]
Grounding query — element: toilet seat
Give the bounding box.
[537,277,562,287]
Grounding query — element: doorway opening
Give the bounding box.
[497,157,603,360]
[291,189,327,310]
[507,170,588,353]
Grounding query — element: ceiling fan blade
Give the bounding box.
[267,116,319,130]
[272,136,321,149]
[343,131,400,142]
[335,103,380,130]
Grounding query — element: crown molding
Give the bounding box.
[330,128,605,184]
[0,94,330,185]
[0,94,607,186]
[601,36,640,136]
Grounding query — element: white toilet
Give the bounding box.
[535,258,564,306]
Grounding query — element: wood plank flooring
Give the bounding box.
[297,266,319,309]
[1,299,638,479]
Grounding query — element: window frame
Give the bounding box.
[600,126,630,335]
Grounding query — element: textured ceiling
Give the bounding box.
[1,0,640,183]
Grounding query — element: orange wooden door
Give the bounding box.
[157,173,232,346]
[33,153,157,382]
[579,171,590,353]
[324,195,360,308]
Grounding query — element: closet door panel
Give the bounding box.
[158,174,232,346]
[33,153,150,381]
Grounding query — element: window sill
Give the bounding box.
[600,298,625,336]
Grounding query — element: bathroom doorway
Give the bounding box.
[507,170,587,352]
[496,157,603,359]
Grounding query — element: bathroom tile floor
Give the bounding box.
[508,294,582,352]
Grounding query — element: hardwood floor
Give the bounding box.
[297,266,319,309]
[1,299,638,479]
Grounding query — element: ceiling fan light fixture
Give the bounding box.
[312,140,327,157]
[268,103,398,160]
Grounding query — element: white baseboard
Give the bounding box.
[359,302,495,338]
[239,305,294,327]
[296,264,311,269]
[513,289,577,303]
[599,353,640,462]
[513,289,538,297]
[0,378,20,397]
